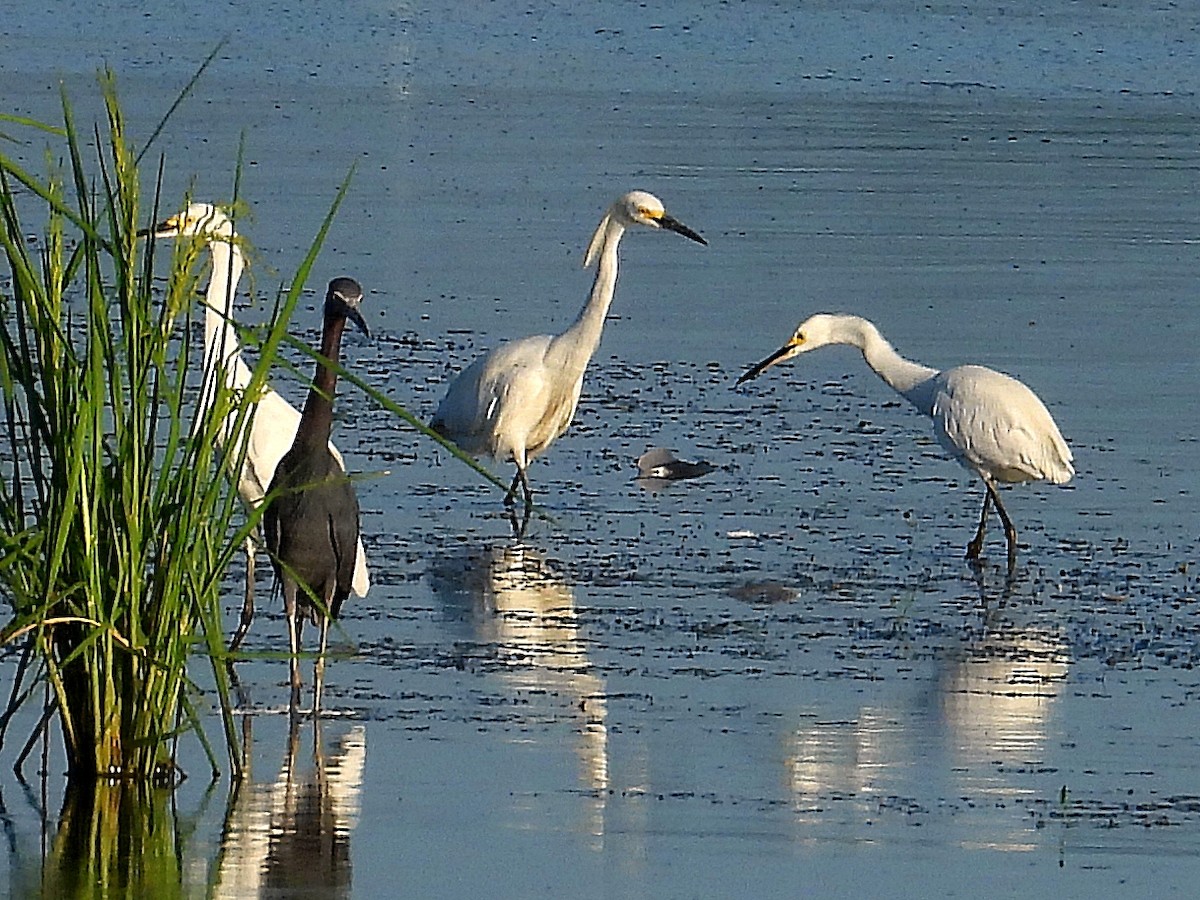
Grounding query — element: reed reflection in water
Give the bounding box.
[429,543,609,826]
[213,719,366,898]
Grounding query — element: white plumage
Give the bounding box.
[738,313,1073,562]
[430,190,706,529]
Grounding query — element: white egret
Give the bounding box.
[265,278,368,709]
[737,313,1074,563]
[430,190,706,528]
[148,204,370,648]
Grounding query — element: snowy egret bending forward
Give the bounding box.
[430,190,706,529]
[148,204,370,649]
[737,313,1074,563]
[265,277,369,710]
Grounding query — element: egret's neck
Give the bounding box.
[848,318,938,412]
[550,216,627,373]
[296,312,349,451]
[202,237,251,386]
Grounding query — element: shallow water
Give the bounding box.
[2,2,1199,897]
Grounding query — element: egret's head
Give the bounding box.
[146,203,234,239]
[737,314,843,385]
[326,276,370,338]
[617,190,707,245]
[584,189,706,267]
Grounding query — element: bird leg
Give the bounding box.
[228,534,257,653]
[965,487,992,560]
[313,614,330,718]
[503,470,522,507]
[284,584,303,713]
[507,468,534,538]
[520,470,535,519]
[510,502,533,539]
[986,481,1019,568]
[503,465,535,537]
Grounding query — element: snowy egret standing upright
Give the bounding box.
[737,313,1074,564]
[430,190,706,531]
[264,277,369,711]
[147,204,370,648]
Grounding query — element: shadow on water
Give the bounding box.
[0,716,366,897]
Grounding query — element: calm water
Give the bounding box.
[2,2,1199,897]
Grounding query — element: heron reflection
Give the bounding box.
[213,718,366,898]
[428,544,609,802]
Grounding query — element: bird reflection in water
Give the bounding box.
[785,710,910,824]
[213,718,366,898]
[429,544,609,829]
[783,567,1068,851]
[937,566,1069,844]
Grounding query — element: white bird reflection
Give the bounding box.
[785,572,1069,851]
[941,569,1069,790]
[939,631,1068,777]
[212,718,366,898]
[428,544,609,820]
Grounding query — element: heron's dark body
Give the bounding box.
[264,277,367,652]
[265,439,359,622]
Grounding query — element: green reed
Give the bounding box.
[0,65,533,787]
[0,75,268,781]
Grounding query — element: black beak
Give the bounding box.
[736,343,795,385]
[660,214,707,246]
[346,305,370,339]
[137,217,175,239]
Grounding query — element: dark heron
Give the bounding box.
[429,190,705,534]
[265,277,369,710]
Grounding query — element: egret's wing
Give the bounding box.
[218,388,300,504]
[932,366,1072,484]
[433,335,557,457]
[429,355,492,449]
[484,357,558,456]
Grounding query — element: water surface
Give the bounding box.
[2,2,1198,897]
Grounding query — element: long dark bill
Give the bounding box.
[345,306,370,338]
[136,216,178,239]
[660,215,707,246]
[736,343,794,385]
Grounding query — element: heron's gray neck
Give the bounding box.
[851,319,938,412]
[550,217,626,373]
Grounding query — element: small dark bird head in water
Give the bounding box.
[635,448,717,484]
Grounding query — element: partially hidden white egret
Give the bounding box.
[430,190,706,529]
[149,204,370,648]
[737,313,1074,563]
[265,277,368,710]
